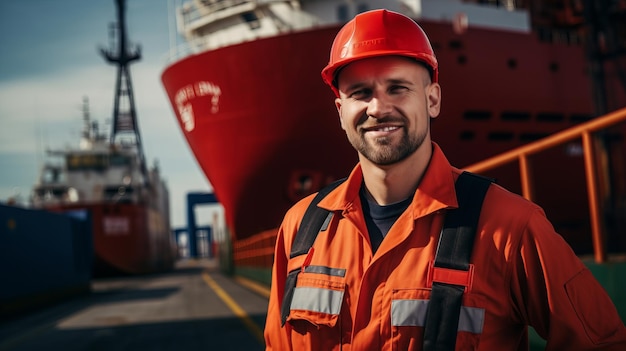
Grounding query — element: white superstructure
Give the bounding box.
[168,0,529,61]
[31,98,164,207]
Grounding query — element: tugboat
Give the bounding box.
[32,0,174,276]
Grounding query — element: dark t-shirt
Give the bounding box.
[360,185,413,253]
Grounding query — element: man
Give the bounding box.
[264,9,626,350]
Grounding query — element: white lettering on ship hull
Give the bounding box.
[174,81,222,132]
[103,217,130,235]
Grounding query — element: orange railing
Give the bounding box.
[465,107,626,264]
[233,228,277,268]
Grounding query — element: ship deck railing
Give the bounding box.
[180,0,288,26]
[465,106,626,264]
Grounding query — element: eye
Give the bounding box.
[349,88,372,99]
[389,85,409,94]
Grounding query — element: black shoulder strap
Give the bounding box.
[280,178,346,325]
[423,171,493,351]
[289,178,346,258]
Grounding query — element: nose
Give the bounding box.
[366,93,393,119]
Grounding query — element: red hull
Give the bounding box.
[45,203,174,276]
[162,21,625,252]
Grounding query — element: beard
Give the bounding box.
[349,126,427,166]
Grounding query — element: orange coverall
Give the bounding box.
[264,143,626,350]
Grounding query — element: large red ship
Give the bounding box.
[32,0,175,276]
[161,0,626,270]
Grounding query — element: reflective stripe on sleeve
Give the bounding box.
[391,299,484,334]
[291,286,344,314]
[303,265,346,277]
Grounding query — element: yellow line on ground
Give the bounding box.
[202,272,265,344]
[234,276,271,299]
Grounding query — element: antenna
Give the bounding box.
[100,0,147,174]
[81,96,91,141]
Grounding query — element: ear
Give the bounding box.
[335,97,347,130]
[427,82,441,119]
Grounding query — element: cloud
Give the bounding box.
[0,64,112,153]
[0,59,175,150]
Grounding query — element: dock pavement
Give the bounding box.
[0,259,270,351]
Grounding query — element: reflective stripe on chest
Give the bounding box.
[291,286,345,315]
[392,299,485,334]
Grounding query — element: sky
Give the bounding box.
[0,0,219,228]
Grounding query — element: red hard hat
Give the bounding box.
[321,9,439,96]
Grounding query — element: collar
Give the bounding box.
[318,142,460,219]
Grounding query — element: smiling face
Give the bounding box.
[334,56,441,167]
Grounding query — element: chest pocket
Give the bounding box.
[286,265,347,328]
